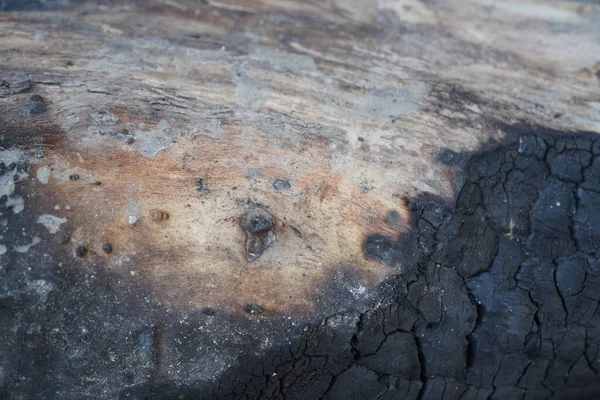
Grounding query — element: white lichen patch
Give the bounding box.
[188,118,225,140]
[38,158,74,184]
[134,120,179,158]
[37,214,67,234]
[36,166,51,184]
[0,173,16,199]
[91,110,119,125]
[234,74,266,109]
[354,79,427,122]
[6,196,24,214]
[125,200,140,224]
[0,244,7,255]
[66,114,80,126]
[51,168,70,183]
[14,236,41,253]
[1,149,27,197]
[1,150,29,215]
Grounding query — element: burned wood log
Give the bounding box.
[1,1,600,399]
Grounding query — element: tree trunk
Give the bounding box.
[1,0,600,399]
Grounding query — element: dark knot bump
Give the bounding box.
[242,208,274,233]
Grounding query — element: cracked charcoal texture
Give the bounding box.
[3,130,600,400]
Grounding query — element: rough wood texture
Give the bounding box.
[1,1,600,399]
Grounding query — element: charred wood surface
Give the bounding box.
[1,1,600,399]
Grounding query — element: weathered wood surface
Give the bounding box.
[1,1,600,399]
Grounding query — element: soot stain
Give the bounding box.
[26,94,47,115]
[196,178,210,193]
[1,162,306,399]
[362,191,449,268]
[0,79,32,97]
[0,118,64,149]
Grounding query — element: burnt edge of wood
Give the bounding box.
[2,124,600,400]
